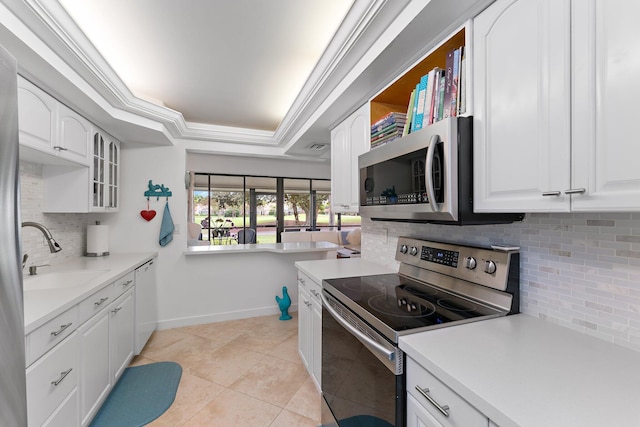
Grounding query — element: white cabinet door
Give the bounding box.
[134,259,157,355]
[78,310,110,426]
[90,131,120,212]
[57,103,91,166]
[571,0,640,211]
[18,77,57,153]
[331,103,370,213]
[407,393,444,427]
[473,0,571,212]
[311,296,322,389]
[109,289,135,382]
[297,284,312,369]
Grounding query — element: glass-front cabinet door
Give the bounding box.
[108,140,119,209]
[91,130,120,212]
[92,132,105,210]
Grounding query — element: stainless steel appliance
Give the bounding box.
[0,43,28,426]
[359,117,524,224]
[321,237,519,426]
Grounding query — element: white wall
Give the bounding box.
[94,145,328,329]
[361,213,640,352]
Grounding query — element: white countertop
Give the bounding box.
[23,252,156,334]
[184,241,339,255]
[400,314,640,427]
[295,258,397,281]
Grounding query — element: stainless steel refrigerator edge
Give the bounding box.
[0,43,28,426]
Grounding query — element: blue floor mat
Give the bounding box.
[90,361,182,427]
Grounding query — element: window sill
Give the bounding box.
[183,241,339,256]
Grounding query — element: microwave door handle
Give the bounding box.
[425,134,441,212]
[321,293,395,361]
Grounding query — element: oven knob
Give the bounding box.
[398,298,407,307]
[409,246,418,256]
[400,245,408,254]
[407,302,417,312]
[484,260,497,274]
[465,256,477,270]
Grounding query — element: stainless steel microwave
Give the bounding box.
[358,117,523,225]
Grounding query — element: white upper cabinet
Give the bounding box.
[571,0,640,211]
[474,0,640,212]
[473,0,571,212]
[18,77,91,166]
[331,103,370,213]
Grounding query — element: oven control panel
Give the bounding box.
[395,237,519,292]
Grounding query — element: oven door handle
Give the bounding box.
[322,293,396,362]
[425,134,441,213]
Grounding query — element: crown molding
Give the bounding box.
[7,0,402,152]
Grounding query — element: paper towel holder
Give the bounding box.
[86,221,110,257]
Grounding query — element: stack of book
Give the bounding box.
[403,45,466,135]
[370,112,407,148]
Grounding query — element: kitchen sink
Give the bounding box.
[23,270,110,291]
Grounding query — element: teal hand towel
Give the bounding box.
[159,202,174,246]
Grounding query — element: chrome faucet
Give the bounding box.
[21,221,62,253]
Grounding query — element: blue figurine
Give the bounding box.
[275,286,292,320]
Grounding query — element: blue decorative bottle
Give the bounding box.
[275,286,292,320]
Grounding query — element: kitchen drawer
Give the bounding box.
[78,283,114,325]
[27,305,79,366]
[26,331,79,427]
[407,357,487,427]
[113,271,135,298]
[307,279,322,304]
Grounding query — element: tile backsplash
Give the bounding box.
[20,161,88,268]
[362,213,640,352]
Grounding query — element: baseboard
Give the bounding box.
[156,303,299,330]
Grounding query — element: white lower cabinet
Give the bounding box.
[26,332,80,427]
[297,271,322,390]
[78,310,110,426]
[26,261,154,427]
[109,288,135,382]
[406,357,488,427]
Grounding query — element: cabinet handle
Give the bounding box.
[52,145,68,151]
[111,307,122,314]
[122,280,133,287]
[51,368,73,386]
[51,323,72,337]
[310,289,320,297]
[415,386,450,417]
[304,300,312,307]
[298,277,306,285]
[94,297,109,306]
[565,188,586,194]
[542,191,561,196]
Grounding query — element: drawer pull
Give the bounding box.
[415,386,450,417]
[52,145,68,151]
[51,368,73,386]
[310,289,320,297]
[122,280,133,287]
[94,297,109,306]
[111,307,122,314]
[542,191,561,196]
[50,323,72,337]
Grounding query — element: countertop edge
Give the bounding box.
[184,241,339,255]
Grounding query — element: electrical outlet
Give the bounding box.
[173,224,180,234]
[382,228,388,244]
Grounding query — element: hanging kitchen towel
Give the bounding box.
[159,201,174,247]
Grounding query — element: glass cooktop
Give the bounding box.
[323,273,506,338]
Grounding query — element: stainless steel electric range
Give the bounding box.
[320,237,520,427]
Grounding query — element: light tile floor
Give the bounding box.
[130,313,321,427]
